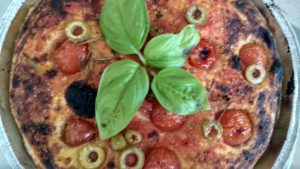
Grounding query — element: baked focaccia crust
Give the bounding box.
[10,0,282,168]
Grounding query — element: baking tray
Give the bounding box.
[0,0,299,168]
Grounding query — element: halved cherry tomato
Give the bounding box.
[53,40,88,74]
[239,43,268,68]
[188,39,216,70]
[63,117,98,147]
[150,103,186,132]
[219,109,252,147]
[144,148,180,169]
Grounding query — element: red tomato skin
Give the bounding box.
[150,103,186,132]
[239,43,268,68]
[188,39,216,70]
[53,40,88,74]
[144,148,180,169]
[63,117,98,147]
[220,109,253,147]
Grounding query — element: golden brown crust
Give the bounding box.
[9,0,282,169]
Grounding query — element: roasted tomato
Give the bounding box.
[219,109,253,147]
[150,102,186,132]
[144,147,180,169]
[63,117,98,147]
[53,40,88,74]
[188,39,216,69]
[239,43,268,68]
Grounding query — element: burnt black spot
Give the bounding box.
[257,92,266,109]
[156,11,163,19]
[255,119,271,148]
[148,130,159,138]
[230,55,241,70]
[44,69,57,79]
[25,85,34,95]
[227,18,243,46]
[258,27,275,50]
[229,166,235,169]
[217,84,229,93]
[12,75,20,88]
[258,92,266,103]
[286,73,295,95]
[222,95,231,101]
[153,0,160,4]
[50,0,66,16]
[270,58,283,84]
[40,149,55,169]
[44,159,55,169]
[259,109,266,116]
[243,151,254,162]
[233,1,246,9]
[107,161,115,169]
[21,123,51,135]
[65,81,97,118]
[232,1,257,27]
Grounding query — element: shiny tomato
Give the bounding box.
[150,103,186,132]
[239,43,268,68]
[220,109,253,147]
[144,148,180,169]
[53,40,88,74]
[63,117,98,147]
[188,39,216,69]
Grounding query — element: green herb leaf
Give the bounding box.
[151,68,210,115]
[144,25,200,69]
[96,60,149,139]
[100,0,149,56]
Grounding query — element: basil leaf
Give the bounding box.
[100,0,149,55]
[144,25,200,69]
[96,60,149,139]
[151,68,210,115]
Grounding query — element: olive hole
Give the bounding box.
[73,26,84,36]
[252,69,261,78]
[193,9,202,20]
[125,153,138,167]
[88,151,99,163]
[209,127,218,138]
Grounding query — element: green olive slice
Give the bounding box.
[125,130,143,144]
[65,20,91,43]
[186,5,208,25]
[79,144,105,169]
[245,64,266,85]
[111,134,127,150]
[203,120,223,141]
[120,147,145,169]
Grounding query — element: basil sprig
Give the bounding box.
[97,0,210,139]
[144,25,200,69]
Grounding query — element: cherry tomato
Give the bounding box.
[139,97,154,118]
[188,39,216,69]
[220,109,253,147]
[239,43,268,68]
[63,117,98,147]
[53,40,88,74]
[144,148,180,169]
[150,103,186,132]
